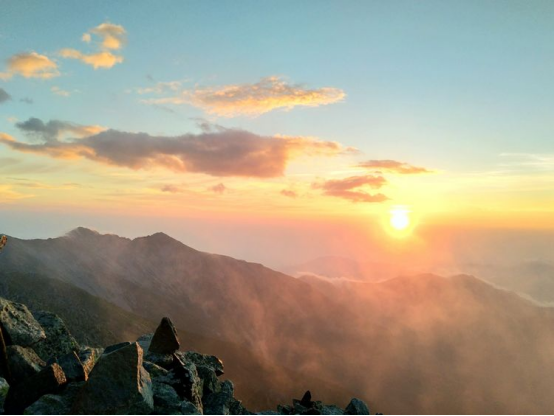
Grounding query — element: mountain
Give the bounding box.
[4,228,554,413]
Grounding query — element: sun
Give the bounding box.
[389,207,411,231]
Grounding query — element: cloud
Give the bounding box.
[161,184,183,193]
[59,49,123,69]
[0,88,11,104]
[51,86,71,97]
[15,117,106,143]
[0,52,60,80]
[280,189,298,198]
[313,175,389,203]
[210,183,226,194]
[20,97,33,104]
[358,159,433,174]
[1,121,352,178]
[59,22,126,69]
[140,76,345,117]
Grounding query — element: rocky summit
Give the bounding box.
[0,297,372,415]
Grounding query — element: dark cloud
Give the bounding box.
[358,159,433,174]
[1,121,352,178]
[15,117,105,143]
[210,183,226,194]
[280,189,298,198]
[313,175,389,203]
[161,184,183,193]
[20,97,33,104]
[0,88,11,104]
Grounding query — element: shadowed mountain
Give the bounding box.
[4,228,554,413]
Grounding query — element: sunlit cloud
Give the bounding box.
[0,185,32,201]
[0,88,11,103]
[358,159,433,174]
[313,175,389,203]
[51,86,71,97]
[1,122,354,178]
[84,22,127,50]
[59,49,124,69]
[140,76,345,117]
[0,52,60,80]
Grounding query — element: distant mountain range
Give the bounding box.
[2,228,554,413]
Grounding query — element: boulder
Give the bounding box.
[320,405,345,415]
[181,400,201,415]
[0,298,46,347]
[143,360,168,379]
[4,363,67,414]
[181,350,224,376]
[0,377,9,411]
[0,327,11,382]
[202,379,235,415]
[55,351,87,382]
[154,356,203,412]
[148,317,180,355]
[6,345,45,385]
[144,351,174,368]
[78,346,102,377]
[152,381,182,414]
[72,342,153,414]
[23,381,85,415]
[229,397,253,415]
[103,341,131,355]
[136,333,153,352]
[32,311,79,361]
[344,398,369,415]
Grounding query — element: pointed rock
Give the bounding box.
[72,342,153,415]
[0,298,46,347]
[345,398,369,415]
[148,317,180,355]
[56,351,87,382]
[4,363,67,414]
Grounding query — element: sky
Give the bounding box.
[1,0,553,264]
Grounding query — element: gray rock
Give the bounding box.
[103,341,132,355]
[0,298,46,347]
[136,333,153,352]
[32,310,79,362]
[0,377,9,411]
[155,357,203,412]
[202,379,235,415]
[344,398,369,415]
[320,405,344,415]
[78,346,102,377]
[181,400,201,415]
[144,351,174,368]
[196,364,220,396]
[143,360,169,379]
[148,317,180,355]
[56,351,87,382]
[0,327,10,382]
[181,351,224,376]
[229,397,253,415]
[23,381,85,415]
[6,345,45,385]
[4,363,67,414]
[152,381,182,414]
[72,342,153,414]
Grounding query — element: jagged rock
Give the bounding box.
[229,397,253,415]
[154,355,203,412]
[0,377,9,411]
[137,333,153,352]
[32,311,79,362]
[320,405,344,415]
[0,298,46,347]
[6,345,46,385]
[143,360,169,379]
[181,351,224,376]
[144,351,174,368]
[72,342,153,414]
[23,381,85,415]
[4,363,67,414]
[277,404,293,414]
[149,317,180,355]
[103,341,131,355]
[203,379,235,415]
[78,346,102,377]
[56,351,87,382]
[196,364,220,396]
[344,398,369,415]
[152,381,182,414]
[181,400,201,415]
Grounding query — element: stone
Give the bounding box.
[181,400,201,415]
[136,333,153,352]
[72,342,153,414]
[229,397,253,415]
[344,398,369,415]
[78,346,102,377]
[152,381,182,414]
[0,298,46,347]
[149,317,180,355]
[6,345,46,385]
[23,381,85,415]
[181,350,224,376]
[144,351,174,368]
[202,379,235,415]
[56,351,87,382]
[0,377,9,411]
[32,311,79,362]
[143,360,169,379]
[103,341,131,355]
[320,405,344,415]
[0,327,11,382]
[4,363,67,414]
[155,355,203,412]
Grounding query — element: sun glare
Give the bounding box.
[389,207,412,234]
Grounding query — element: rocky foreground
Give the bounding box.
[0,297,372,415]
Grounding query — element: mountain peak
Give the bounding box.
[66,227,101,239]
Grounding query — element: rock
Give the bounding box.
[276,404,293,414]
[148,317,180,355]
[23,381,84,415]
[181,350,224,376]
[56,351,87,382]
[0,377,9,411]
[181,400,201,415]
[0,327,11,382]
[72,342,153,414]
[144,351,174,368]
[344,398,369,415]
[136,333,153,352]
[0,298,46,347]
[229,397,253,415]
[103,341,131,355]
[320,405,344,415]
[78,346,102,377]
[143,360,169,379]
[4,363,67,414]
[301,391,313,408]
[154,355,203,412]
[202,379,235,415]
[152,381,182,414]
[6,345,46,385]
[195,364,220,396]
[32,311,79,362]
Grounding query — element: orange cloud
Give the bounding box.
[1,121,353,178]
[141,76,345,117]
[85,23,127,50]
[0,52,60,80]
[313,175,389,203]
[280,189,298,198]
[210,183,227,194]
[59,49,123,69]
[358,159,433,174]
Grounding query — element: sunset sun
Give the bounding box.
[389,207,411,231]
